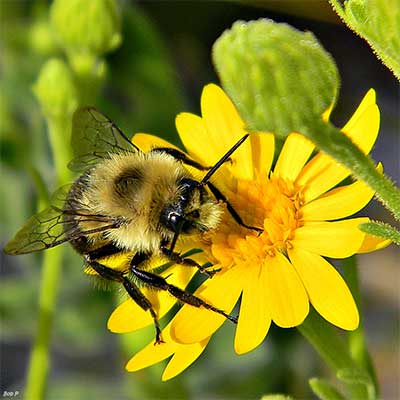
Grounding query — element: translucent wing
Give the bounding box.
[68,107,141,172]
[4,186,124,255]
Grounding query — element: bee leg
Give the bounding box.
[85,255,164,344]
[206,182,263,235]
[161,246,220,278]
[129,266,237,324]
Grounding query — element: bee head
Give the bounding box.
[160,178,222,236]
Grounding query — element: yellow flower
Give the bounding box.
[108,84,389,380]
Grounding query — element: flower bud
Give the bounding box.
[50,0,122,56]
[29,20,58,56]
[33,58,78,119]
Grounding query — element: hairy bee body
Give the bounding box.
[65,151,222,263]
[5,107,258,343]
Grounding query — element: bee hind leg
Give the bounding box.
[130,265,237,324]
[86,256,164,344]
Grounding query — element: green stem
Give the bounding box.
[306,121,400,221]
[24,116,72,399]
[298,309,370,399]
[25,247,63,400]
[342,257,379,397]
[47,116,73,185]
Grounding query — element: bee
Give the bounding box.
[5,108,261,343]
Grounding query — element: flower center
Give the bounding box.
[203,174,304,269]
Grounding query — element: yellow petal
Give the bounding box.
[341,89,376,134]
[274,133,315,181]
[162,337,210,381]
[170,264,245,344]
[296,153,349,203]
[289,248,359,330]
[176,112,218,167]
[263,252,309,328]
[301,170,378,221]
[108,266,197,333]
[125,323,210,381]
[297,94,380,202]
[342,104,380,154]
[132,133,179,152]
[293,218,369,258]
[126,339,174,372]
[250,132,275,177]
[357,233,392,253]
[201,84,253,180]
[234,263,271,354]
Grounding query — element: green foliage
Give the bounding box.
[359,221,400,245]
[213,19,339,137]
[337,368,376,400]
[309,378,346,400]
[33,59,78,119]
[50,0,122,57]
[330,0,400,80]
[298,309,376,399]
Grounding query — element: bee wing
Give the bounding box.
[68,107,141,172]
[4,186,123,255]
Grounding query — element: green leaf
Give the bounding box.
[261,395,293,400]
[341,257,379,396]
[309,378,346,400]
[359,221,400,245]
[329,0,400,80]
[337,368,376,399]
[213,19,339,137]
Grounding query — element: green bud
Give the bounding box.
[50,0,122,57]
[29,20,59,56]
[69,52,107,81]
[33,58,78,119]
[213,20,339,137]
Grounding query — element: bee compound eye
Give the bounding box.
[168,212,185,233]
[169,212,180,225]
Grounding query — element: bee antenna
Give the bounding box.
[200,134,249,185]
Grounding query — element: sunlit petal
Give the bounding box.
[250,132,275,177]
[234,263,271,354]
[300,168,379,221]
[126,340,173,372]
[357,234,392,253]
[289,248,359,330]
[133,133,178,152]
[341,89,376,133]
[293,218,369,258]
[296,153,349,203]
[176,112,219,167]
[274,133,315,181]
[263,252,309,328]
[297,94,379,202]
[342,104,380,154]
[201,84,253,180]
[162,337,211,381]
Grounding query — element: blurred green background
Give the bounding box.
[0,1,398,399]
